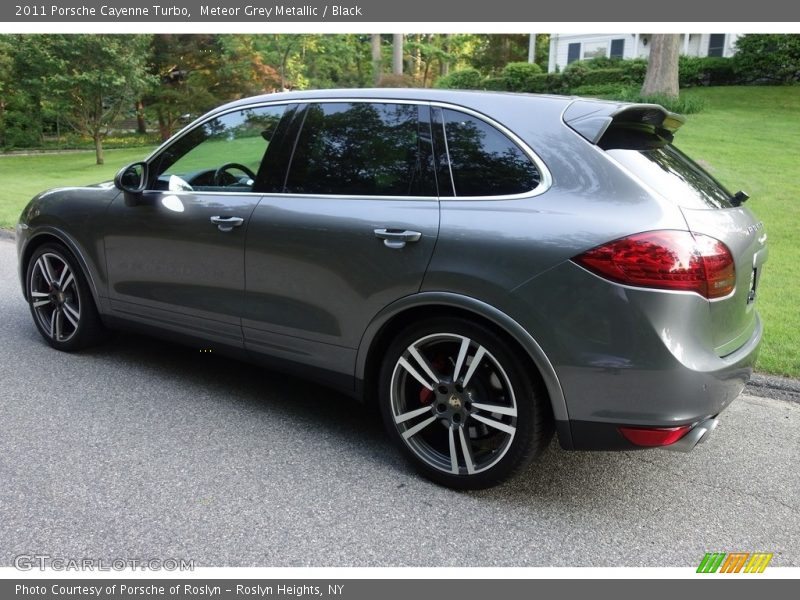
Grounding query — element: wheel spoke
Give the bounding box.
[49,310,56,338]
[452,337,470,383]
[62,303,80,328]
[471,413,516,436]
[398,357,434,391]
[60,271,74,291]
[55,310,63,340]
[394,405,433,425]
[460,345,487,388]
[31,291,49,298]
[407,344,440,386]
[32,299,52,308]
[448,426,459,474]
[36,257,54,286]
[472,402,517,417]
[458,427,475,474]
[401,415,437,440]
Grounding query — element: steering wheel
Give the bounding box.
[213,163,257,187]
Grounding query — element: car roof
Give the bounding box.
[210,88,578,115]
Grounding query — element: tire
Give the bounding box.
[25,243,107,351]
[379,317,552,489]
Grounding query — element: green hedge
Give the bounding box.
[434,68,483,90]
[733,34,800,84]
[502,62,543,92]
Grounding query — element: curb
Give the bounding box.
[0,228,14,241]
[746,373,800,404]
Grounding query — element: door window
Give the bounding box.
[284,102,436,197]
[150,105,289,193]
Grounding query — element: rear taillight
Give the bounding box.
[574,230,735,299]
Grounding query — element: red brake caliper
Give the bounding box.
[418,354,447,405]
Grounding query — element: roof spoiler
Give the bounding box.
[563,99,686,145]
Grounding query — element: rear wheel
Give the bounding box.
[26,243,106,351]
[379,317,551,489]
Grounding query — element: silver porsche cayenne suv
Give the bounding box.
[16,89,767,488]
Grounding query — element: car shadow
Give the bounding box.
[77,331,645,505]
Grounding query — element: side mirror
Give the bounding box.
[114,162,148,195]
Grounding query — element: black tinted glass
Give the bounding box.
[606,144,734,209]
[285,102,435,196]
[441,108,540,197]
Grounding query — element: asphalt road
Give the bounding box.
[1,238,798,567]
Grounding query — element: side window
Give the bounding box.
[150,105,288,193]
[285,102,436,197]
[436,108,541,197]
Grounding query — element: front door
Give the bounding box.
[104,104,290,346]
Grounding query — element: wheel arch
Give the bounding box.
[356,292,571,448]
[20,228,103,308]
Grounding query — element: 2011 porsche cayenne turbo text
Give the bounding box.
[17,89,767,488]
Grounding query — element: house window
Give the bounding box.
[567,43,581,64]
[610,39,625,59]
[583,41,608,60]
[708,34,726,57]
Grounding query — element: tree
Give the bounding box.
[392,34,404,75]
[641,34,681,98]
[45,35,152,163]
[371,34,383,84]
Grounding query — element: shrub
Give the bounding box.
[434,68,483,90]
[581,68,626,86]
[680,56,737,87]
[482,76,507,91]
[614,89,706,114]
[502,62,543,92]
[377,74,417,88]
[733,34,800,84]
[570,84,638,99]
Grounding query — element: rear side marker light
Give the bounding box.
[618,425,692,447]
[574,230,735,299]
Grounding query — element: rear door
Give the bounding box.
[242,101,440,374]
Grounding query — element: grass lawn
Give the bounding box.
[0,146,156,227]
[0,86,798,376]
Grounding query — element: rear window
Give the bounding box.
[605,143,734,210]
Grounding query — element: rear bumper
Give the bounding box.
[556,313,762,451]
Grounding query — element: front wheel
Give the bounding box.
[379,317,552,489]
[26,243,107,351]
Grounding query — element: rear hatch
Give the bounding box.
[565,100,768,356]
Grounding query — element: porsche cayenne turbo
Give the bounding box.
[16,89,767,488]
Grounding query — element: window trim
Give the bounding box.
[143,98,553,202]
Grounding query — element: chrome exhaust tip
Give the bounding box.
[663,418,719,453]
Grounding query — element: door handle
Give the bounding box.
[210,216,244,232]
[374,228,422,250]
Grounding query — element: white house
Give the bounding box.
[547,34,740,73]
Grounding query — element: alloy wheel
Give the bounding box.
[389,333,518,476]
[29,252,82,343]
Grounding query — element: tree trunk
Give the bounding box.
[157,112,170,142]
[641,34,681,98]
[135,100,147,134]
[440,34,450,76]
[371,34,382,85]
[392,34,403,76]
[93,132,104,165]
